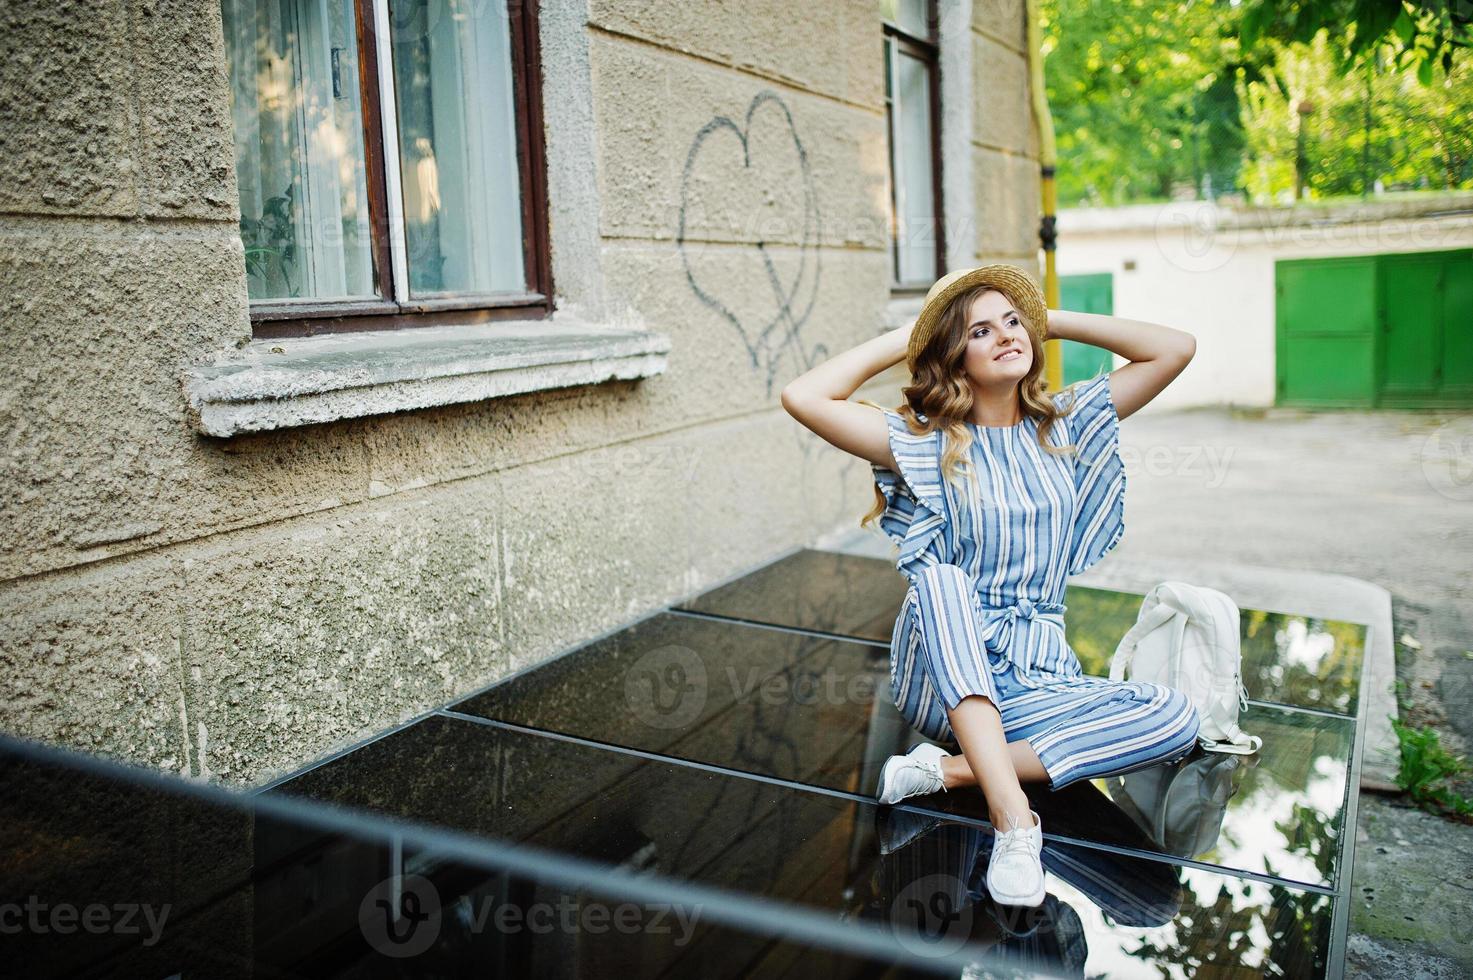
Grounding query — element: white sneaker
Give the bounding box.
[876,742,948,805]
[985,810,1045,907]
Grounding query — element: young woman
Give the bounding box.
[780,264,1202,908]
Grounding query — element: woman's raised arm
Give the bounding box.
[1045,308,1195,421]
[780,320,916,471]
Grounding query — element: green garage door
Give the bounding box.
[1277,248,1473,408]
[1059,272,1114,385]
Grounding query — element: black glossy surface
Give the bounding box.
[0,749,256,979]
[0,740,971,979]
[677,549,1365,716]
[0,542,1363,978]
[458,611,897,795]
[454,612,1352,888]
[275,715,1332,978]
[251,821,955,980]
[967,704,1351,889]
[677,548,910,642]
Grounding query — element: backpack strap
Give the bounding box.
[1108,591,1182,681]
[1200,728,1263,755]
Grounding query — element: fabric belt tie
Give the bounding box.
[978,595,1067,683]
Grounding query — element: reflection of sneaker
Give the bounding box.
[986,810,1045,907]
[876,806,944,855]
[876,742,948,805]
[983,893,1048,940]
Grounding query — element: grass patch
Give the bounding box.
[1391,716,1473,820]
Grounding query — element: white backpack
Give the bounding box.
[1108,582,1262,755]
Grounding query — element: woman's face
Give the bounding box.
[960,289,1033,388]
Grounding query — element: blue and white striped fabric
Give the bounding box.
[870,372,1198,789]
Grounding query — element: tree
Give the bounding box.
[1240,0,1473,82]
[1235,30,1473,201]
[1042,0,1473,206]
[1041,0,1250,206]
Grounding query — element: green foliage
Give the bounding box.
[1041,0,1249,205]
[240,185,298,298]
[1391,716,1473,818]
[1240,0,1473,80]
[1235,31,1473,200]
[1041,0,1473,206]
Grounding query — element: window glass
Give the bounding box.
[389,0,526,297]
[891,46,938,284]
[881,0,931,38]
[222,0,377,301]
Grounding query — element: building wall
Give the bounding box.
[1055,196,1473,410]
[0,0,1041,785]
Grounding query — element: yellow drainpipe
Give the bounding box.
[1024,0,1062,390]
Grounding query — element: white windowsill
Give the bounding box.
[183,314,672,437]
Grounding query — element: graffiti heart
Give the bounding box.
[678,91,827,397]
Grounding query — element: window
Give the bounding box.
[221,0,550,337]
[881,0,943,288]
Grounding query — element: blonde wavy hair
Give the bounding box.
[858,283,1086,531]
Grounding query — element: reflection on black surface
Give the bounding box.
[676,550,1366,716]
[1063,586,1364,717]
[939,710,1350,890]
[455,612,1352,887]
[0,738,971,979]
[676,549,909,643]
[1100,750,1243,857]
[458,611,901,796]
[0,746,253,979]
[0,718,1333,978]
[866,802,1330,978]
[274,715,1333,977]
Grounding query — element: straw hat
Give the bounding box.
[905,264,1049,374]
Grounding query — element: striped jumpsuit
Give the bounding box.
[870,372,1199,790]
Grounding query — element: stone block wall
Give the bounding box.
[0,0,1040,785]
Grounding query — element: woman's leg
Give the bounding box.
[932,679,1199,791]
[996,679,1200,790]
[945,695,1037,831]
[937,739,1048,788]
[906,564,1038,830]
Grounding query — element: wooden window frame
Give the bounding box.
[882,2,946,290]
[249,0,553,340]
